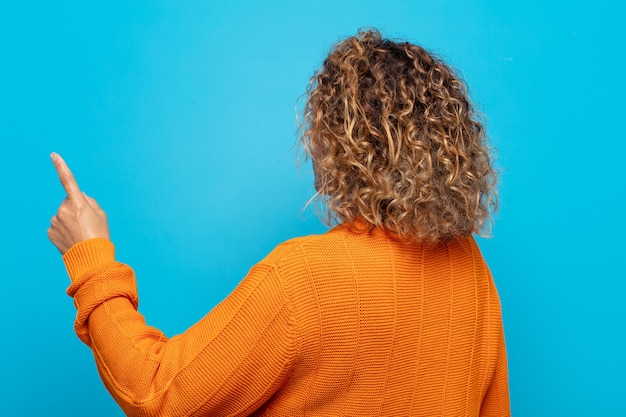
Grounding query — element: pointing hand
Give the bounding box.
[48,153,110,254]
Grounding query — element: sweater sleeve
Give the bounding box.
[62,238,297,417]
[479,323,510,417]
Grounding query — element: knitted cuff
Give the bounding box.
[63,238,115,281]
[63,239,139,346]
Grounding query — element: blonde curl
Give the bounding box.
[300,29,497,243]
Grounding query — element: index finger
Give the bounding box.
[50,152,84,201]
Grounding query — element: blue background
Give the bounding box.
[1,1,625,415]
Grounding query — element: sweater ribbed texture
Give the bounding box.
[63,225,509,417]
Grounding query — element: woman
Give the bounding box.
[49,29,510,416]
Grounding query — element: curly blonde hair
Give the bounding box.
[300,29,497,243]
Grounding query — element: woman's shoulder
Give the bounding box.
[261,226,344,265]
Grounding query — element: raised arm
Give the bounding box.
[50,154,297,416]
[63,240,296,416]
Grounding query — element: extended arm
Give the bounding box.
[63,239,295,417]
[49,154,296,416]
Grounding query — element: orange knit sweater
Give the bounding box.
[63,224,509,417]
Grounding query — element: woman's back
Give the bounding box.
[251,224,509,416]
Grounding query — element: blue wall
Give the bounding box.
[1,1,624,415]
